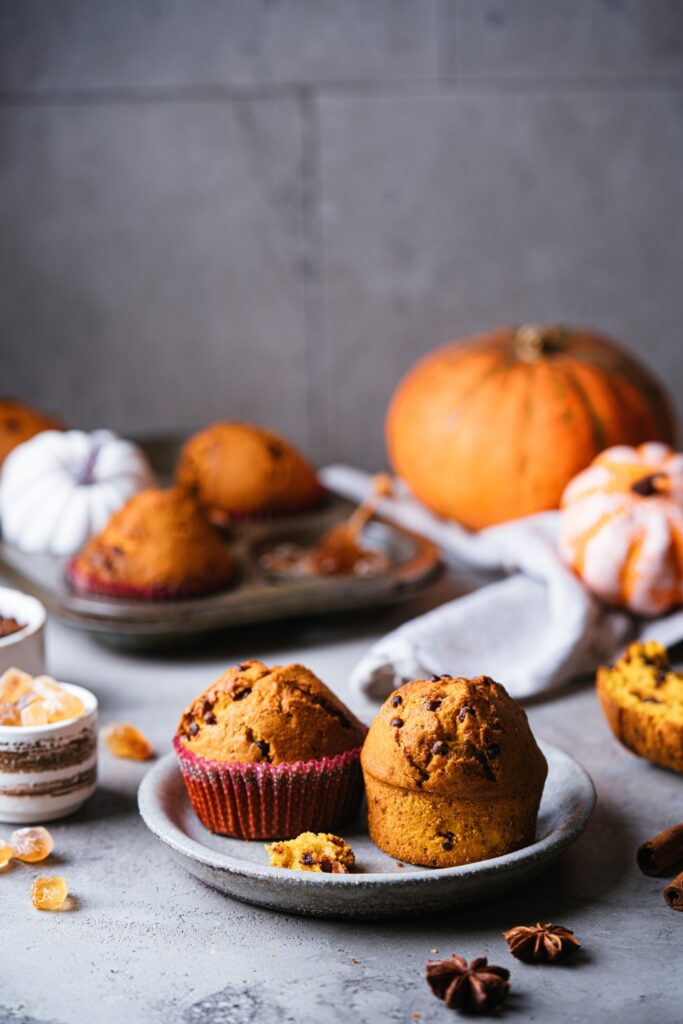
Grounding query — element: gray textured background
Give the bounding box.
[1,0,682,469]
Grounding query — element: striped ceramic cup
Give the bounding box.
[0,682,98,823]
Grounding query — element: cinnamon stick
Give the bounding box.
[663,870,683,911]
[636,823,683,876]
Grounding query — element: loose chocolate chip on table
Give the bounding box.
[188,721,199,736]
[431,741,449,756]
[423,699,442,712]
[390,718,404,728]
[391,694,403,707]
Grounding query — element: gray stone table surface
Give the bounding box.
[3,573,682,1024]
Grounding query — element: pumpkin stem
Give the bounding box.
[514,324,565,362]
[631,472,670,497]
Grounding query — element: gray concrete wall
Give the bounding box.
[1,1,682,468]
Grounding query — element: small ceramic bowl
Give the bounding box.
[0,682,97,824]
[0,586,46,677]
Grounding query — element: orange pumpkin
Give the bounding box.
[560,443,683,616]
[386,324,677,530]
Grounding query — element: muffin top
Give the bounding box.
[177,660,366,764]
[0,398,63,466]
[361,674,547,796]
[598,641,683,724]
[175,421,323,519]
[69,487,233,595]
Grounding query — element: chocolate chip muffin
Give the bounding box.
[361,674,547,867]
[175,661,367,839]
[597,641,683,773]
[67,487,234,600]
[175,421,323,522]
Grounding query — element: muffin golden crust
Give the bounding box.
[597,641,683,773]
[0,398,62,466]
[361,674,547,867]
[176,421,323,521]
[68,487,234,599]
[266,832,355,873]
[177,660,367,765]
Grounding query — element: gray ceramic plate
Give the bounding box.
[138,741,595,920]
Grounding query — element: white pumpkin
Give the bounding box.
[0,429,156,556]
[559,442,683,616]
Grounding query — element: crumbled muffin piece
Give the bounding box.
[597,641,683,773]
[266,832,355,873]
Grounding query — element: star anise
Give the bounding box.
[426,955,510,1013]
[503,922,581,963]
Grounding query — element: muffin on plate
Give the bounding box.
[175,660,366,839]
[67,488,234,600]
[0,398,62,466]
[361,674,547,867]
[175,421,323,522]
[597,640,683,773]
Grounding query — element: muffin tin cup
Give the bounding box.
[173,737,364,840]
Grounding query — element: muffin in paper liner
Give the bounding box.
[173,736,364,840]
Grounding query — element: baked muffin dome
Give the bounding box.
[67,487,234,599]
[175,421,323,521]
[177,659,366,764]
[362,674,547,867]
[597,641,683,773]
[0,398,62,466]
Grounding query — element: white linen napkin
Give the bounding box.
[321,465,683,701]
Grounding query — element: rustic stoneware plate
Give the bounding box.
[138,740,595,920]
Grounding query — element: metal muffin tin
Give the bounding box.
[0,436,440,646]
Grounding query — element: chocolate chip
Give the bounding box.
[391,694,403,707]
[656,669,668,686]
[390,717,404,728]
[458,706,475,722]
[234,688,251,701]
[254,740,271,760]
[430,673,451,681]
[486,743,500,758]
[641,696,661,704]
[203,712,217,725]
[320,859,333,873]
[441,840,453,851]
[431,741,449,756]
[631,473,666,497]
[188,721,199,737]
[423,699,442,712]
[268,441,284,461]
[301,852,314,866]
[237,662,251,670]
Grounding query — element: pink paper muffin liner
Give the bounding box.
[173,735,364,840]
[66,559,234,601]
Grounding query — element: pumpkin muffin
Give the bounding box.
[175,660,367,839]
[266,832,355,874]
[175,421,323,522]
[67,487,234,600]
[362,674,547,867]
[0,398,63,466]
[597,641,683,773]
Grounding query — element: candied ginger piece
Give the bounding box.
[103,723,154,761]
[11,826,54,863]
[32,680,85,724]
[0,667,33,704]
[0,702,20,726]
[31,876,68,910]
[20,699,49,726]
[0,842,12,868]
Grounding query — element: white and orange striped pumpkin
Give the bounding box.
[559,443,683,616]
